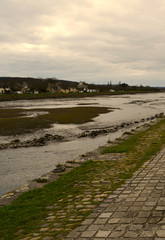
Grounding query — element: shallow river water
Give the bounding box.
[0,93,165,196]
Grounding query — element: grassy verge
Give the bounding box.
[102,118,165,171]
[0,118,165,239]
[0,107,110,135]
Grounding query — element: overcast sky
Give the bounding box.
[1,0,165,86]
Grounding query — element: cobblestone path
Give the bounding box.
[65,147,165,239]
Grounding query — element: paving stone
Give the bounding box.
[158,218,165,224]
[152,211,163,217]
[129,224,143,231]
[30,237,40,240]
[119,217,133,224]
[95,230,111,238]
[87,225,103,231]
[32,233,40,237]
[156,206,165,211]
[81,231,96,237]
[111,211,125,217]
[138,211,150,218]
[115,224,128,231]
[124,231,139,238]
[155,238,165,240]
[94,218,108,224]
[42,237,54,240]
[128,206,141,212]
[39,227,49,232]
[109,231,124,238]
[141,206,154,211]
[134,217,148,224]
[87,213,100,218]
[101,224,116,231]
[93,238,105,240]
[82,219,94,225]
[149,217,162,224]
[156,230,165,237]
[67,230,80,238]
[40,223,50,228]
[140,231,155,237]
[76,226,87,232]
[145,202,157,206]
[124,211,137,218]
[108,218,120,224]
[99,212,112,218]
[116,206,129,212]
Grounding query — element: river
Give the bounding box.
[0,92,165,196]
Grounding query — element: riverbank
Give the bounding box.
[0,116,164,240]
[0,90,160,102]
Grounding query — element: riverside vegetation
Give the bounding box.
[0,90,160,102]
[0,117,165,240]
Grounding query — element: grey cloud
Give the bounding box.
[0,0,165,86]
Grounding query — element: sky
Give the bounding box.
[1,0,165,86]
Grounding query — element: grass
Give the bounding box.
[0,107,110,135]
[34,178,48,183]
[102,118,165,170]
[0,118,165,239]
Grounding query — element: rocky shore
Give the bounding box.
[0,134,64,150]
[0,112,164,151]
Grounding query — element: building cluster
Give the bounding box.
[0,81,99,95]
[47,81,98,94]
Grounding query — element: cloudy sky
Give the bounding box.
[1,0,165,86]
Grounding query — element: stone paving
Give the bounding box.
[64,147,165,239]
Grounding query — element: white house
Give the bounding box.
[110,89,115,92]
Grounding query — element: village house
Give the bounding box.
[87,89,98,93]
[46,82,58,93]
[46,82,70,94]
[69,88,77,93]
[34,90,39,94]
[0,87,11,94]
[20,82,30,94]
[77,81,88,92]
[110,89,115,92]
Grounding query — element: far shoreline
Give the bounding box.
[0,90,162,102]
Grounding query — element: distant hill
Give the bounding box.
[0,77,79,92]
[0,76,160,93]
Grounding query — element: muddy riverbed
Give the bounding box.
[0,93,165,196]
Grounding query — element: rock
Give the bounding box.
[11,139,20,143]
[134,121,139,123]
[52,166,65,173]
[53,135,64,140]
